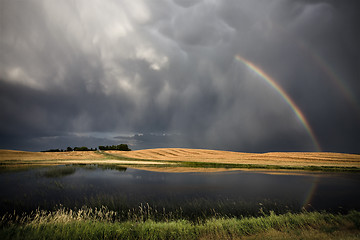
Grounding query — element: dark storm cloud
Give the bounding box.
[0,0,359,152]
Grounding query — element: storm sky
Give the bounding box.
[1,0,359,153]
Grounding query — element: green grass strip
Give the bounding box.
[1,210,360,240]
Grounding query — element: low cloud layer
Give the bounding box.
[1,0,359,152]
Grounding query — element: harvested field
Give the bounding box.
[0,149,106,161]
[0,149,170,168]
[112,148,360,168]
[1,148,360,172]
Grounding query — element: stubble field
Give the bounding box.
[1,148,359,172]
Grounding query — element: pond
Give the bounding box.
[0,165,359,220]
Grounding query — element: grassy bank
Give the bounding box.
[1,208,359,240]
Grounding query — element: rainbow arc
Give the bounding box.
[235,55,321,152]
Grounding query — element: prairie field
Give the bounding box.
[1,148,360,172]
[112,148,360,168]
[0,149,167,168]
[0,149,105,161]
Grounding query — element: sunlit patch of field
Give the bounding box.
[1,148,360,172]
[115,148,360,168]
[0,149,168,168]
[0,149,105,161]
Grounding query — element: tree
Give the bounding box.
[117,144,131,151]
[74,146,89,151]
[98,144,131,151]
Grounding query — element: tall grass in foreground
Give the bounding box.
[1,208,359,240]
[1,198,303,223]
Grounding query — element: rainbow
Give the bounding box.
[302,176,320,210]
[235,55,321,152]
[261,24,359,117]
[297,42,360,116]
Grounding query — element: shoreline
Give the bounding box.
[1,148,360,173]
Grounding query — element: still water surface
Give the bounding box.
[0,166,359,217]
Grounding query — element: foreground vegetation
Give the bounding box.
[1,208,359,240]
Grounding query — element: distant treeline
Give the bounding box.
[98,144,131,151]
[42,144,131,152]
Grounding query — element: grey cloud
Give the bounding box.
[172,0,203,8]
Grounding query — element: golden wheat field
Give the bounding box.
[112,148,360,168]
[0,149,167,167]
[1,148,360,171]
[0,149,105,161]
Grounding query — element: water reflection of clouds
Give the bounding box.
[128,168,168,182]
[1,167,359,215]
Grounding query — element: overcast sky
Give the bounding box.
[0,0,359,153]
